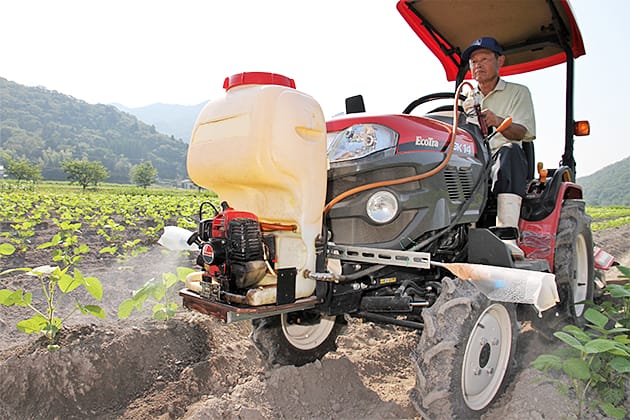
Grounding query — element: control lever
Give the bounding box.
[487,117,512,141]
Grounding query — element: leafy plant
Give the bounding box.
[118,266,194,321]
[37,220,89,267]
[1,221,104,349]
[0,265,105,350]
[8,219,37,252]
[532,266,630,419]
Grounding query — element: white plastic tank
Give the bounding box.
[187,72,328,300]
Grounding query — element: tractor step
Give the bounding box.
[179,288,318,323]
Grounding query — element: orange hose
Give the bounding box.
[260,222,297,232]
[323,81,473,214]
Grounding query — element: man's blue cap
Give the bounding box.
[461,37,503,63]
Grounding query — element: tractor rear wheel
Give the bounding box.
[250,311,344,366]
[410,277,519,419]
[553,199,594,325]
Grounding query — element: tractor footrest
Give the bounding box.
[179,288,318,323]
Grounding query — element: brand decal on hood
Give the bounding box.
[415,136,439,148]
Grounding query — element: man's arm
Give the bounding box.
[481,109,527,141]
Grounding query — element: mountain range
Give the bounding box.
[577,157,630,206]
[1,76,628,205]
[1,77,188,184]
[112,102,205,143]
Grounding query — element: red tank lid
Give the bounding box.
[223,72,296,91]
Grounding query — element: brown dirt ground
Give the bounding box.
[0,223,628,420]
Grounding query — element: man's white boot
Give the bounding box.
[496,193,525,259]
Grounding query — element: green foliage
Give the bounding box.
[0,77,187,183]
[532,266,630,419]
[62,159,109,190]
[0,183,219,350]
[130,161,158,188]
[578,156,630,206]
[587,206,630,231]
[118,267,194,321]
[0,265,105,350]
[36,220,90,266]
[4,157,42,182]
[0,183,217,259]
[0,205,108,349]
[0,243,16,256]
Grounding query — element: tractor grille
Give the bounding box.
[327,166,419,200]
[445,166,474,202]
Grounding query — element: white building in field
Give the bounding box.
[179,178,198,190]
[0,165,5,178]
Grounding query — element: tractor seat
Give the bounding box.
[521,166,571,222]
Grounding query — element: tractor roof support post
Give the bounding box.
[562,48,576,180]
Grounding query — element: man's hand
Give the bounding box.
[463,96,476,116]
[481,108,526,140]
[480,108,502,128]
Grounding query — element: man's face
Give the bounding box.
[469,49,504,84]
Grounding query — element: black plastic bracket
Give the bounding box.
[276,267,297,305]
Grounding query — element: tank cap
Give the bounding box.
[223,72,296,90]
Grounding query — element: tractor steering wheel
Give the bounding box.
[403,92,467,115]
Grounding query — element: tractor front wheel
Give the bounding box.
[250,311,344,366]
[411,277,519,419]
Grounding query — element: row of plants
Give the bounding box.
[587,206,630,231]
[1,245,194,352]
[1,184,215,349]
[532,266,630,419]
[0,184,215,258]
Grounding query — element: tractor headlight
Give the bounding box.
[366,190,398,224]
[327,124,398,163]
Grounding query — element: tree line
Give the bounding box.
[2,154,158,190]
[0,77,188,185]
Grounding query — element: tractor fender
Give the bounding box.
[519,170,584,271]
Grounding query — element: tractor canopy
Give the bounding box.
[397,0,585,82]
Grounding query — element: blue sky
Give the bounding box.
[2,0,627,177]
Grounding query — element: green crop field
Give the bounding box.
[0,181,219,259]
[587,206,630,231]
[1,181,629,261]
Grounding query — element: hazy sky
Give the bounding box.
[2,0,628,177]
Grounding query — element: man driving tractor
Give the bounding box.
[463,36,536,259]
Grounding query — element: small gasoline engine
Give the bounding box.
[189,201,275,299]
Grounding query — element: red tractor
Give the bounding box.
[177,1,604,417]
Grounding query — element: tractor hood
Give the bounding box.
[397,0,585,81]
